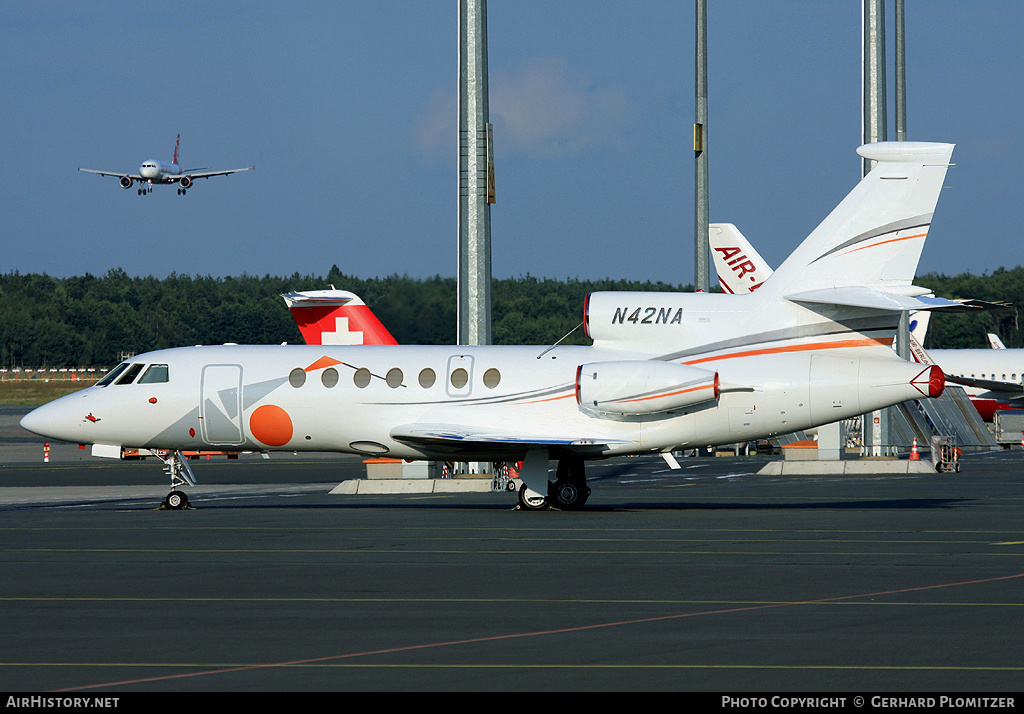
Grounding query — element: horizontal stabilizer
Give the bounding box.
[945,374,1024,395]
[785,287,991,313]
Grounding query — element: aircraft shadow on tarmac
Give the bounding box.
[66,494,971,513]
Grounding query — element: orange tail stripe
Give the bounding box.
[842,232,927,255]
[684,337,891,366]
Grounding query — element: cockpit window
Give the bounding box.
[138,364,169,384]
[96,362,130,387]
[115,363,145,385]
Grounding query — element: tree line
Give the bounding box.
[1,265,1020,368]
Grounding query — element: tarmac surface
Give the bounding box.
[1,405,1023,693]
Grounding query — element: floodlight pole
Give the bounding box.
[458,0,493,347]
[694,0,710,293]
[862,0,895,458]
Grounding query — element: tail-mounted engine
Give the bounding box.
[576,360,719,415]
[119,176,133,189]
[179,175,193,189]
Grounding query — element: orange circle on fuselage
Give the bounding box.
[249,404,293,447]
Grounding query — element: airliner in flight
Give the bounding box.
[79,134,253,195]
[25,142,963,510]
[709,219,1021,420]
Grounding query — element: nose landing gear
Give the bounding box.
[154,450,196,510]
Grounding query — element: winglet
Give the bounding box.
[173,134,180,165]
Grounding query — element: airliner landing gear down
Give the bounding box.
[154,449,196,510]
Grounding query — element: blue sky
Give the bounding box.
[2,1,1021,285]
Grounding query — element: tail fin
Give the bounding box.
[988,333,1006,349]
[708,223,773,293]
[909,310,931,344]
[173,134,180,165]
[760,142,954,305]
[282,289,398,345]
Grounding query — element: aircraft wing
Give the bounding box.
[391,423,630,455]
[78,168,141,180]
[944,374,1024,395]
[183,166,254,179]
[785,287,992,313]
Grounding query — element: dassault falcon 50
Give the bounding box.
[28,142,962,510]
[79,134,253,195]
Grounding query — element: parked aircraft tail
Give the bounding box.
[588,142,963,358]
[760,142,955,310]
[282,289,398,345]
[988,333,1006,349]
[708,223,772,293]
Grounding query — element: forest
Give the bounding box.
[1,264,1021,369]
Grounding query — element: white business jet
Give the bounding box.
[79,134,253,195]
[27,142,961,510]
[708,216,1021,421]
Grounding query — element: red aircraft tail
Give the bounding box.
[282,289,398,345]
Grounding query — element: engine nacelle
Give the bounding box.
[179,175,193,189]
[576,360,719,415]
[119,176,133,189]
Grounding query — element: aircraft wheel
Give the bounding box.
[550,479,590,510]
[164,490,189,510]
[517,485,548,511]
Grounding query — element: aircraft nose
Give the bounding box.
[20,397,84,443]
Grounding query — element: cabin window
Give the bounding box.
[97,362,130,387]
[115,363,145,385]
[483,368,501,388]
[138,364,169,384]
[289,368,306,388]
[353,368,371,388]
[386,368,403,388]
[322,368,339,388]
[450,367,469,389]
[418,368,436,388]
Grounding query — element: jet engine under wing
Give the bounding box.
[785,287,990,313]
[391,423,631,457]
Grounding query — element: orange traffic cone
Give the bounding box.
[909,438,920,461]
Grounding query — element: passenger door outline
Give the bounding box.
[200,364,244,446]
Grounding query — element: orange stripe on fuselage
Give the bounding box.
[519,392,577,405]
[683,337,892,366]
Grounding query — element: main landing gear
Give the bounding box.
[154,450,196,510]
[516,455,591,511]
